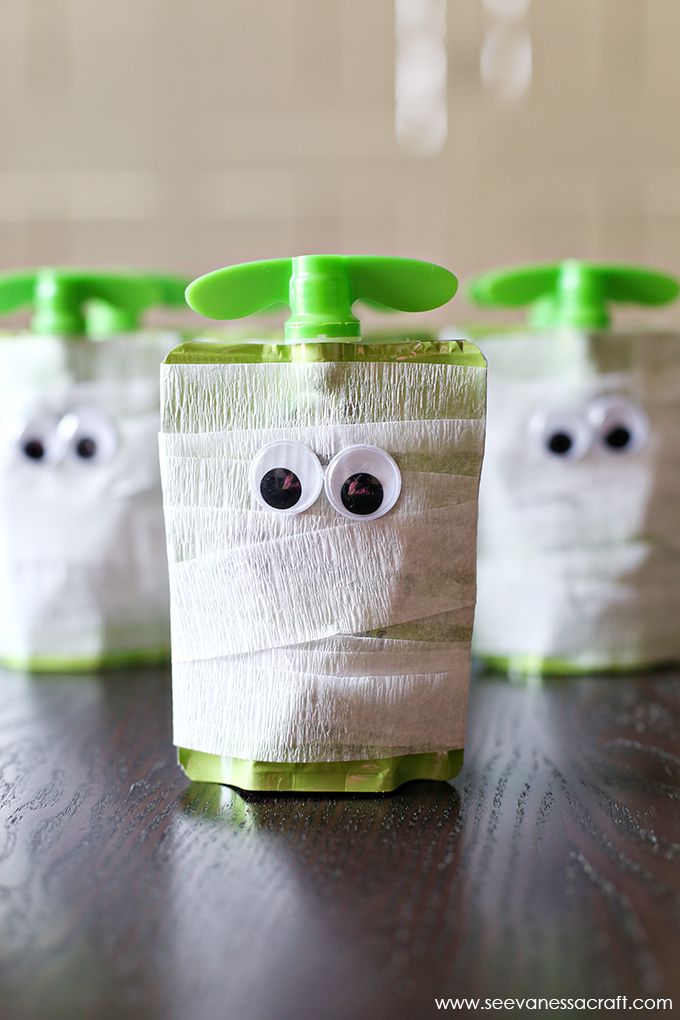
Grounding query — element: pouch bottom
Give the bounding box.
[177,746,464,793]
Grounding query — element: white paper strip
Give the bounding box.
[159,416,485,473]
[173,654,470,763]
[161,359,486,432]
[169,504,477,662]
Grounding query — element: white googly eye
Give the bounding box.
[250,441,323,514]
[325,445,402,520]
[58,407,118,465]
[587,395,649,455]
[16,412,64,465]
[529,409,592,461]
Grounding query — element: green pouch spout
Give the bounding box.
[185,254,458,341]
[0,267,189,337]
[468,260,679,330]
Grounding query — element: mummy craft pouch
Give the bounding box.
[0,268,188,671]
[160,255,487,793]
[468,260,680,677]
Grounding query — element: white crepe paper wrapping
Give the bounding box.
[160,353,487,763]
[473,328,680,671]
[0,330,177,667]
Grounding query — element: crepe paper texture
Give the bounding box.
[472,326,680,676]
[161,254,487,792]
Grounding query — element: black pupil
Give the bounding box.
[604,425,632,450]
[260,467,302,510]
[341,472,384,516]
[23,438,45,460]
[76,436,97,459]
[546,431,573,456]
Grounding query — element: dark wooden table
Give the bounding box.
[0,665,678,1020]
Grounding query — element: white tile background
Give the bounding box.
[1,0,678,326]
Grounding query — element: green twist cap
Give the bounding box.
[0,268,189,337]
[469,260,679,329]
[186,255,458,340]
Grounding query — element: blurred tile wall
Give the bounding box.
[1,0,678,323]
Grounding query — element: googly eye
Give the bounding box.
[530,410,592,461]
[250,441,323,514]
[58,407,118,465]
[587,396,649,455]
[16,413,63,465]
[325,445,401,520]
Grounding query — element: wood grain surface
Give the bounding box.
[0,666,678,1020]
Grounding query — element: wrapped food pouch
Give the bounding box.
[160,255,487,793]
[0,268,189,671]
[468,260,680,677]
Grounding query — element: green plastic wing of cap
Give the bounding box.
[0,267,189,337]
[468,260,679,329]
[186,254,458,340]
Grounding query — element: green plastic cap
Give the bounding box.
[0,268,189,337]
[469,260,679,329]
[186,255,458,340]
